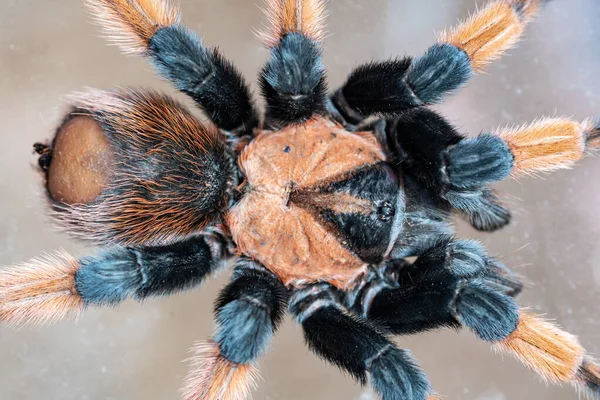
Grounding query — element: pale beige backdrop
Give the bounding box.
[1,0,600,399]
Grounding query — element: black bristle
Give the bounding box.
[75,237,218,306]
[339,58,418,117]
[149,25,257,131]
[297,299,430,398]
[444,133,514,189]
[135,237,215,298]
[260,33,327,127]
[405,43,472,104]
[388,107,463,189]
[214,259,288,364]
[455,280,519,342]
[333,43,471,120]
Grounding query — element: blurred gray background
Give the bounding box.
[1,0,599,399]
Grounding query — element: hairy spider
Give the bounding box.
[1,0,599,399]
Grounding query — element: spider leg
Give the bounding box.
[289,283,439,400]
[84,0,257,132]
[332,0,548,122]
[388,109,600,232]
[37,88,233,246]
[354,239,600,397]
[497,116,600,175]
[258,0,328,127]
[0,235,223,327]
[182,258,288,400]
[351,237,523,330]
[388,108,513,232]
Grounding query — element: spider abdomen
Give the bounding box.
[41,90,233,246]
[227,117,395,289]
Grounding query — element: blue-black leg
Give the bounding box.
[213,258,289,364]
[290,284,432,400]
[351,238,521,342]
[180,258,288,400]
[76,235,223,306]
[332,44,472,123]
[388,108,513,232]
[0,235,226,326]
[260,33,327,128]
[352,243,600,399]
[85,0,257,133]
[149,26,257,132]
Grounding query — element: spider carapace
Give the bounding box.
[1,0,599,399]
[230,118,401,289]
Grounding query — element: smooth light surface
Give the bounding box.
[1,0,599,399]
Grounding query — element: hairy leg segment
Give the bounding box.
[0,236,223,326]
[86,0,258,132]
[182,258,288,400]
[332,0,549,122]
[289,283,441,400]
[349,238,600,397]
[385,108,600,232]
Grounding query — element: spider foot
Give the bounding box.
[0,250,83,326]
[498,117,600,176]
[181,340,259,400]
[495,311,600,397]
[182,259,287,400]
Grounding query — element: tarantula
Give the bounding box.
[1,0,599,399]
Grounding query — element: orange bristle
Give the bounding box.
[67,89,220,156]
[51,88,225,247]
[0,250,83,326]
[438,0,544,71]
[181,341,259,400]
[494,311,585,384]
[258,0,327,48]
[85,0,180,54]
[497,117,589,176]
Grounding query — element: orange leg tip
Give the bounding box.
[181,341,259,400]
[84,0,180,54]
[494,311,585,384]
[258,0,327,48]
[0,251,83,326]
[427,394,443,400]
[498,118,588,176]
[438,2,524,71]
[438,0,546,71]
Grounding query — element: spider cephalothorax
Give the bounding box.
[1,0,599,399]
[229,118,403,288]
